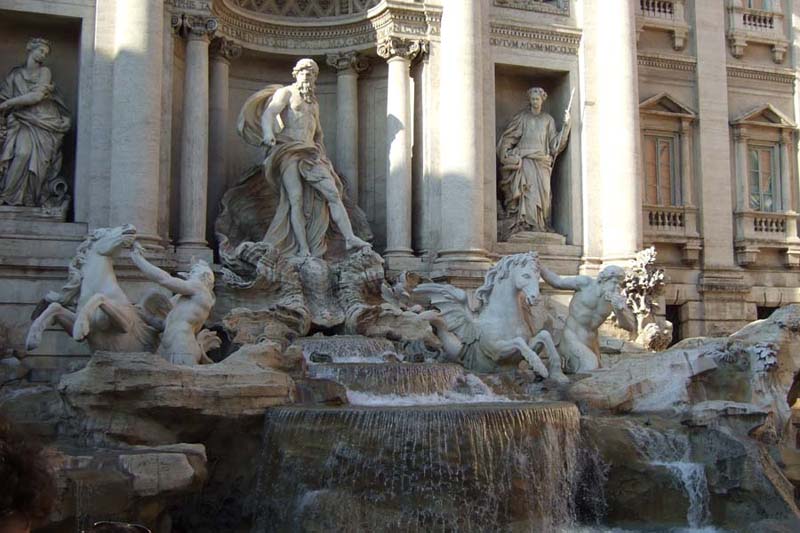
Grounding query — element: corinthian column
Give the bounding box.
[109,0,164,245]
[172,13,217,262]
[436,0,490,267]
[326,51,368,204]
[207,37,241,243]
[377,37,424,261]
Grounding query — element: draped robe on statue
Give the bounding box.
[232,85,362,259]
[0,66,70,206]
[497,110,569,233]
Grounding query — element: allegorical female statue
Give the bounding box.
[0,38,71,208]
[497,87,571,236]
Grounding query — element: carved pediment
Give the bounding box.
[731,103,796,129]
[639,92,696,119]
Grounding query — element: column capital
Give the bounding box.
[210,37,242,63]
[171,13,218,41]
[377,37,427,62]
[733,125,749,142]
[780,129,793,144]
[326,51,369,74]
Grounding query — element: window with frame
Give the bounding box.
[643,133,680,206]
[748,144,779,212]
[747,0,774,11]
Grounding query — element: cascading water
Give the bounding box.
[626,423,712,529]
[306,363,466,395]
[254,335,583,532]
[255,403,580,532]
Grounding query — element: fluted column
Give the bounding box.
[207,37,241,244]
[679,118,693,206]
[436,0,490,267]
[109,0,164,245]
[172,13,217,261]
[377,37,423,260]
[327,51,368,204]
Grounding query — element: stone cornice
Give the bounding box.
[166,0,212,14]
[212,0,440,54]
[637,53,696,72]
[493,0,569,17]
[489,23,581,55]
[727,64,795,85]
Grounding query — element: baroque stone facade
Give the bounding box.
[0,0,798,364]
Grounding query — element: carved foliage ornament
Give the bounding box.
[210,37,243,61]
[172,13,219,40]
[326,50,369,73]
[376,37,427,61]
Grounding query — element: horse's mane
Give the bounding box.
[474,252,539,308]
[43,231,102,310]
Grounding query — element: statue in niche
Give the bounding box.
[0,38,71,210]
[540,265,636,373]
[235,57,370,258]
[497,87,571,238]
[216,58,384,340]
[130,241,220,365]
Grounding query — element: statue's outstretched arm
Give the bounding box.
[130,242,196,296]
[540,265,583,291]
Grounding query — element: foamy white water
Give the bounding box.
[346,374,517,406]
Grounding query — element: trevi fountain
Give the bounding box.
[1,1,800,532]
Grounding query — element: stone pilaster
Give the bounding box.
[377,37,425,263]
[435,0,491,272]
[172,13,217,262]
[326,51,368,204]
[207,37,241,246]
[584,0,641,266]
[109,0,165,246]
[689,0,748,336]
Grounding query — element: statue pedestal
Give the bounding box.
[494,231,582,275]
[0,204,68,223]
[507,231,566,246]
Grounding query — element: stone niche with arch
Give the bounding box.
[492,63,581,272]
[0,8,81,222]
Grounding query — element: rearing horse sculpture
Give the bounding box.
[26,225,171,353]
[415,252,566,382]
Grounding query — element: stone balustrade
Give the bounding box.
[635,0,689,50]
[734,210,800,267]
[727,1,788,63]
[642,204,701,265]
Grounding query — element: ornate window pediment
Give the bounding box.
[639,92,696,118]
[731,103,795,129]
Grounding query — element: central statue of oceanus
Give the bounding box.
[415,252,567,382]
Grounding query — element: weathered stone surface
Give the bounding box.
[47,443,207,530]
[58,348,295,444]
[568,346,718,413]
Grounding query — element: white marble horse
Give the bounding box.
[26,225,170,353]
[415,252,566,382]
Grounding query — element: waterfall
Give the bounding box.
[254,403,581,532]
[626,423,711,529]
